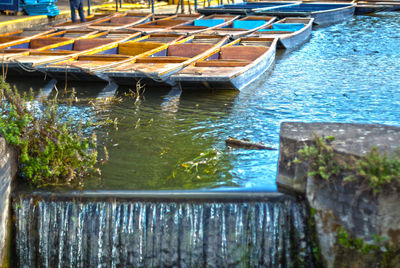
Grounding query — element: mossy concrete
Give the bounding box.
[0,137,17,267]
[277,122,400,268]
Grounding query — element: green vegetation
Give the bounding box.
[295,135,340,180]
[308,208,322,265]
[295,134,400,193]
[337,226,399,267]
[170,148,223,181]
[0,78,99,186]
[344,147,400,193]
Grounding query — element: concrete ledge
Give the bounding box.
[15,190,284,202]
[277,122,400,193]
[0,13,70,34]
[277,122,400,268]
[0,137,17,267]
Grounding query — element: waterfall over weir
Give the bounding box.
[13,192,315,267]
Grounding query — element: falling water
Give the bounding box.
[14,193,314,267]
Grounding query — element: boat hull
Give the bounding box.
[198,2,296,15]
[39,66,108,82]
[312,5,355,25]
[173,41,277,91]
[255,4,355,26]
[279,22,312,48]
[252,18,313,49]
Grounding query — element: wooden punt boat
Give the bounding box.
[171,37,278,91]
[197,1,298,15]
[5,31,141,76]
[0,29,57,50]
[199,16,276,38]
[52,13,120,29]
[104,35,231,87]
[37,33,187,81]
[250,17,313,49]
[254,3,356,25]
[127,14,204,34]
[88,13,154,31]
[164,14,240,35]
[0,30,103,61]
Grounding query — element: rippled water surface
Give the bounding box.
[9,13,400,191]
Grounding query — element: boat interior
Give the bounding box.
[49,34,185,69]
[127,14,203,31]
[1,31,140,58]
[129,19,191,29]
[0,37,73,54]
[170,14,238,31]
[257,23,305,34]
[115,35,228,67]
[89,13,153,28]
[28,38,122,56]
[205,16,275,33]
[194,37,275,67]
[42,30,101,39]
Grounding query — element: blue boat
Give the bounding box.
[197,1,297,15]
[194,15,276,38]
[254,3,356,25]
[250,17,313,49]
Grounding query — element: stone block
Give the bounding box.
[277,122,400,268]
[0,137,17,267]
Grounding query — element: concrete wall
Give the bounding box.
[277,122,400,268]
[0,14,70,34]
[0,137,17,267]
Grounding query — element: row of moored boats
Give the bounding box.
[0,4,353,90]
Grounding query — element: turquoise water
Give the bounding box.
[8,13,400,191]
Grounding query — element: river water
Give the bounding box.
[8,12,400,191]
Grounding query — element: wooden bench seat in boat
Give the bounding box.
[73,38,116,51]
[77,54,131,61]
[92,17,144,27]
[118,42,165,56]
[29,50,76,55]
[30,37,71,49]
[240,38,275,47]
[195,59,250,67]
[102,31,140,39]
[0,48,29,53]
[138,19,188,28]
[0,36,24,43]
[144,36,182,43]
[170,26,208,30]
[220,46,269,61]
[109,16,144,24]
[135,56,189,63]
[191,37,225,44]
[256,30,294,34]
[167,43,214,58]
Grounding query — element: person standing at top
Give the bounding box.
[70,0,86,23]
